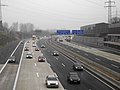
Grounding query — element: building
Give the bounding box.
[104,22,120,49]
[81,22,109,37]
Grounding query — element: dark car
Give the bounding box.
[38,56,46,62]
[9,56,16,63]
[52,51,59,56]
[67,72,80,84]
[24,47,29,51]
[35,47,39,51]
[73,63,83,71]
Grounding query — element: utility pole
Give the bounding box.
[0,0,8,30]
[105,0,115,24]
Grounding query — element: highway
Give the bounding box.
[51,40,120,73]
[0,41,24,90]
[15,39,64,90]
[37,39,114,90]
[0,38,119,90]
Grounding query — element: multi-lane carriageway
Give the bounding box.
[0,38,119,90]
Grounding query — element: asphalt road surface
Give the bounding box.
[37,39,113,90]
[51,40,120,73]
[15,39,64,90]
[0,41,24,90]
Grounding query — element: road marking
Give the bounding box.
[36,72,39,77]
[48,64,51,67]
[34,63,36,66]
[111,64,119,68]
[0,41,22,74]
[96,58,101,61]
[55,57,58,60]
[84,53,88,56]
[13,41,26,90]
[62,63,65,67]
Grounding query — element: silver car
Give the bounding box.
[46,75,59,88]
[26,52,33,58]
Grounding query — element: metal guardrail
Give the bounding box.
[46,39,120,89]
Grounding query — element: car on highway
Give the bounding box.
[52,51,59,56]
[41,44,45,48]
[45,75,59,88]
[21,41,24,44]
[26,52,33,58]
[67,72,80,84]
[73,63,83,71]
[24,47,29,51]
[38,56,46,62]
[35,47,39,51]
[27,41,30,43]
[32,44,36,47]
[8,56,16,63]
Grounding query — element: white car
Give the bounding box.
[32,44,36,47]
[26,52,33,58]
[52,51,59,56]
[46,75,59,88]
[9,56,15,63]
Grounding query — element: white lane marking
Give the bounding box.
[55,57,58,60]
[34,63,36,67]
[111,64,119,68]
[0,41,22,74]
[84,53,88,56]
[48,64,51,67]
[62,63,65,67]
[96,58,101,61]
[13,41,26,90]
[36,73,39,77]
[84,69,115,90]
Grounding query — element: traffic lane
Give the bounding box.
[54,41,120,73]
[0,41,23,90]
[33,53,64,90]
[64,45,120,73]
[40,41,112,90]
[0,64,18,90]
[0,40,20,64]
[16,43,41,90]
[13,43,24,64]
[16,40,64,90]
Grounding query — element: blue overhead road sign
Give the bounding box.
[56,30,70,35]
[72,30,84,35]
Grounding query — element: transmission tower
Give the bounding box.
[105,0,115,24]
[0,0,8,30]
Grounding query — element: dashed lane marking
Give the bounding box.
[34,63,37,67]
[95,58,101,61]
[36,72,39,77]
[62,63,65,67]
[111,64,119,68]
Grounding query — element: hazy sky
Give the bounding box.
[2,0,120,30]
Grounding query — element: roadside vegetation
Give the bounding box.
[0,31,21,47]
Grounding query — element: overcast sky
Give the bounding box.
[2,0,120,30]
